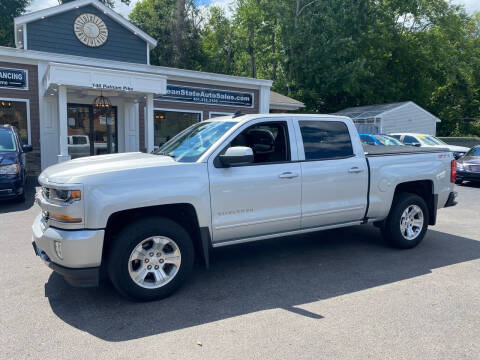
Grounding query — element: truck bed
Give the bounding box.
[363,145,450,157]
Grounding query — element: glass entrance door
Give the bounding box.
[67,104,117,159]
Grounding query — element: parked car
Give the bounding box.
[67,135,117,158]
[359,133,404,146]
[390,133,469,159]
[0,125,32,201]
[33,114,457,301]
[456,145,480,184]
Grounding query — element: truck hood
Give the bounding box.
[39,152,177,184]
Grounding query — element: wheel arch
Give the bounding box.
[102,203,211,271]
[393,180,437,225]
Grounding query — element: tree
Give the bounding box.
[58,0,130,8]
[0,0,30,47]
[129,0,203,69]
[201,6,235,74]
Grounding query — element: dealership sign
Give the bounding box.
[156,85,254,107]
[0,68,28,90]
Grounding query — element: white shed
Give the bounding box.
[334,101,441,135]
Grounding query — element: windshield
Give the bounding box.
[374,135,404,146]
[154,121,236,162]
[418,135,443,146]
[465,147,480,157]
[0,130,17,152]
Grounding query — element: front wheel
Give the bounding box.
[381,193,429,249]
[107,217,195,301]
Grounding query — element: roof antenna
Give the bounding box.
[233,110,243,118]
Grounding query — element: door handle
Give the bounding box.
[279,172,299,179]
[348,167,364,174]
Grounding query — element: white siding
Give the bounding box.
[381,103,438,135]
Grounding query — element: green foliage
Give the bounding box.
[193,0,480,135]
[129,0,203,69]
[0,0,30,48]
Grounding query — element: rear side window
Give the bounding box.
[299,121,353,160]
[403,135,418,144]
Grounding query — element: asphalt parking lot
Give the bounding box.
[0,182,479,359]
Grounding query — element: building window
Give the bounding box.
[0,99,30,144]
[154,109,202,147]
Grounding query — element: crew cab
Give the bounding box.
[32,114,458,301]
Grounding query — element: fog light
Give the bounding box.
[54,241,63,260]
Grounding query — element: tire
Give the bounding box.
[455,179,463,185]
[107,217,195,301]
[381,193,429,249]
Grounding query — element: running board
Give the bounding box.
[212,221,363,248]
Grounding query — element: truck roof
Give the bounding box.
[207,113,351,124]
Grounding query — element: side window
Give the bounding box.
[391,135,401,140]
[403,135,418,144]
[299,121,354,160]
[228,121,290,164]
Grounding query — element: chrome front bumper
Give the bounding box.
[32,214,105,286]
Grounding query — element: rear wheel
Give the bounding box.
[381,193,429,249]
[107,217,194,301]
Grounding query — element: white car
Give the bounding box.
[389,133,469,159]
[33,114,457,301]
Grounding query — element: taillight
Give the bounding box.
[451,159,456,183]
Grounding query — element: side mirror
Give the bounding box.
[219,146,254,167]
[22,144,33,153]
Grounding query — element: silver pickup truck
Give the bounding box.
[32,114,458,301]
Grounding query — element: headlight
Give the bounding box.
[0,164,19,175]
[42,187,81,202]
[456,162,464,170]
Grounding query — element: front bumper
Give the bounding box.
[457,170,480,182]
[0,174,23,199]
[32,214,104,287]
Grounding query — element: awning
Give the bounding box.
[43,62,167,96]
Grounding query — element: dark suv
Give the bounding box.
[0,125,32,201]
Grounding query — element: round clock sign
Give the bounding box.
[74,13,108,47]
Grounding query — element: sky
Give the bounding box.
[26,0,480,18]
[26,0,233,18]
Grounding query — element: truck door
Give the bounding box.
[208,118,302,244]
[294,118,368,228]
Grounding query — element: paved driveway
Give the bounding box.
[0,182,479,359]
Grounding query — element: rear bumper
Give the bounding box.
[457,170,480,182]
[444,191,457,208]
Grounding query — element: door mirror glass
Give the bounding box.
[220,146,254,167]
[22,144,33,153]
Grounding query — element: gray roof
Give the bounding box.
[269,90,304,110]
[334,102,410,120]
